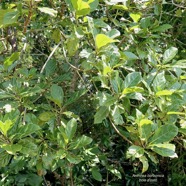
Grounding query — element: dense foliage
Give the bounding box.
[0,0,186,185]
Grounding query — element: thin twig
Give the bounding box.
[109,116,133,145]
[40,42,61,74]
[171,0,186,8]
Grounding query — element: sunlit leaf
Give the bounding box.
[0,120,14,137]
[38,7,57,17]
[65,118,77,141]
[150,143,177,157]
[130,13,141,23]
[156,90,174,96]
[124,72,142,88]
[163,47,178,64]
[95,34,117,50]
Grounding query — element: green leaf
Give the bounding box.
[130,13,141,23]
[0,149,12,167]
[94,106,109,124]
[153,71,166,91]
[15,124,41,139]
[71,0,90,17]
[0,119,14,136]
[123,51,139,60]
[107,29,120,39]
[67,36,79,56]
[95,34,117,50]
[91,167,102,182]
[18,139,38,156]
[66,153,82,164]
[65,118,77,141]
[52,29,61,43]
[108,166,122,179]
[124,72,142,88]
[149,124,178,144]
[50,84,64,107]
[139,155,149,173]
[0,90,13,99]
[163,47,178,64]
[2,144,22,155]
[150,143,177,157]
[112,105,124,125]
[168,60,186,69]
[64,89,87,106]
[152,24,172,32]
[0,10,20,27]
[39,112,54,122]
[4,52,20,68]
[38,7,57,17]
[45,59,57,76]
[69,135,92,149]
[138,119,153,141]
[88,0,99,12]
[98,92,117,107]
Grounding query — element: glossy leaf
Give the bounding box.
[65,118,77,141]
[38,7,57,17]
[153,71,166,91]
[163,47,178,64]
[149,124,178,144]
[94,106,109,124]
[127,145,144,158]
[124,72,142,88]
[138,119,153,141]
[150,143,177,157]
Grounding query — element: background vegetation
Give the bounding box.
[0,0,186,185]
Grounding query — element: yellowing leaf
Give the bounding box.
[0,120,14,137]
[103,66,112,75]
[67,36,79,56]
[71,0,90,17]
[122,86,144,95]
[95,34,117,50]
[156,90,174,96]
[130,13,141,23]
[4,52,20,68]
[167,112,186,116]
